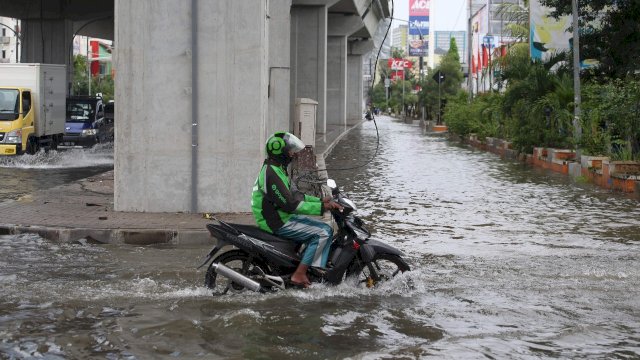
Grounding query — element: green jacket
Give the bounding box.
[251,159,322,233]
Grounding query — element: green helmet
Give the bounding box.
[266,132,305,165]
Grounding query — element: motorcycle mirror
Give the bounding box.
[327,179,340,196]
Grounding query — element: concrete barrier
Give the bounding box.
[461,136,639,195]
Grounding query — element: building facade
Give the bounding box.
[469,0,525,94]
[0,17,19,63]
[392,25,408,54]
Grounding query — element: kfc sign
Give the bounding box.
[409,0,430,16]
[391,70,404,82]
[388,58,413,70]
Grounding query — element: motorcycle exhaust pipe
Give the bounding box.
[211,263,262,292]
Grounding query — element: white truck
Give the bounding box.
[0,63,66,155]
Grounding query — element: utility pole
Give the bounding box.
[438,76,441,124]
[87,37,91,96]
[467,0,473,102]
[572,0,582,148]
[402,72,405,119]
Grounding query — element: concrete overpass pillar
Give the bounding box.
[114,0,268,213]
[269,0,292,134]
[290,5,327,134]
[347,39,373,125]
[326,35,347,127]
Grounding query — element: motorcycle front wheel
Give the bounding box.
[204,250,269,294]
[349,253,410,287]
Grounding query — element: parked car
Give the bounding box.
[61,95,109,148]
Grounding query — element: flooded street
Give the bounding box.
[1,117,640,359]
[0,144,114,201]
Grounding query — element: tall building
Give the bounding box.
[392,25,408,55]
[0,17,20,63]
[431,31,467,68]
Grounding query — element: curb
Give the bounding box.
[0,224,213,245]
[319,120,365,160]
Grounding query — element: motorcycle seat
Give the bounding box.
[228,223,301,256]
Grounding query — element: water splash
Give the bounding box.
[0,143,113,169]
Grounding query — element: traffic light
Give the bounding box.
[432,70,445,84]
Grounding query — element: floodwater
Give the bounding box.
[0,144,114,201]
[1,117,639,359]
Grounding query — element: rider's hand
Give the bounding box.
[324,200,343,212]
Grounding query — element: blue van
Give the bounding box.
[61,96,108,148]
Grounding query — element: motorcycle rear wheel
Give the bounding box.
[204,250,268,294]
[350,253,410,287]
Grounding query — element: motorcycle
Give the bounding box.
[198,179,410,294]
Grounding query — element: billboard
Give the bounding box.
[530,0,571,61]
[409,16,429,36]
[409,0,430,16]
[408,37,428,57]
[409,0,430,36]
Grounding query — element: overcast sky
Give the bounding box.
[391,0,467,32]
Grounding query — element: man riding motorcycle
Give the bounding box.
[251,132,342,287]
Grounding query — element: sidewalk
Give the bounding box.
[0,121,364,245]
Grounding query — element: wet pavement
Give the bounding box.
[1,115,640,359]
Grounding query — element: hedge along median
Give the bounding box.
[459,134,640,195]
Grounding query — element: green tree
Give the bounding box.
[391,47,406,59]
[420,38,464,121]
[72,54,90,96]
[71,54,114,101]
[447,37,460,63]
[539,0,640,79]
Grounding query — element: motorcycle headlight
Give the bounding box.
[82,129,97,136]
[5,129,22,143]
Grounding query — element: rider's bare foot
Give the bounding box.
[291,264,311,288]
[290,274,311,288]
